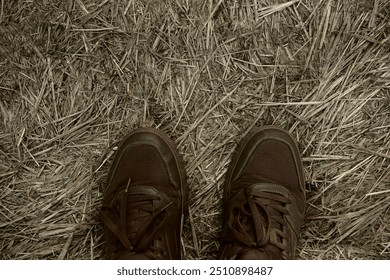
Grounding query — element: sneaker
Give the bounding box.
[218,126,305,259]
[100,127,188,259]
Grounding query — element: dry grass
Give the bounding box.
[0,0,389,260]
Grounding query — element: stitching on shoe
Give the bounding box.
[233,136,303,191]
[107,141,179,190]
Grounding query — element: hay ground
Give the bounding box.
[0,0,389,260]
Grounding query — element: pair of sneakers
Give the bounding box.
[100,126,305,260]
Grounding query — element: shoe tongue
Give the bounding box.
[238,248,270,260]
[232,187,271,240]
[127,206,151,241]
[114,251,152,260]
[122,185,170,244]
[241,201,268,242]
[237,247,284,260]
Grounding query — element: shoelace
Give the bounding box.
[100,185,169,258]
[225,187,291,253]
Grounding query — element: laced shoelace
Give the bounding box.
[225,187,291,253]
[100,183,170,258]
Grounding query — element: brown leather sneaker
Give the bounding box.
[100,127,188,259]
[218,126,305,260]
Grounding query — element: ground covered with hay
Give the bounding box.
[0,0,389,260]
